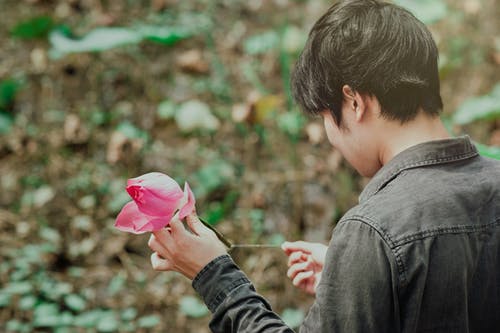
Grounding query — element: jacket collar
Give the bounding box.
[359,136,478,203]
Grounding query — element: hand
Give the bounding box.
[147,213,227,280]
[281,241,328,295]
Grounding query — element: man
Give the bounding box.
[147,0,500,331]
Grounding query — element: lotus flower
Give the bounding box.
[114,172,196,234]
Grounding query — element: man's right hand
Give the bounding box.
[281,241,328,295]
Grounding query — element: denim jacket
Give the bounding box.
[193,136,500,333]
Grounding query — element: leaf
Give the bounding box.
[11,16,54,39]
[49,24,194,58]
[157,99,177,119]
[116,121,149,141]
[281,308,305,329]
[193,159,235,198]
[107,273,126,296]
[137,25,192,45]
[281,25,307,54]
[0,79,20,110]
[268,233,286,246]
[179,296,209,318]
[96,311,119,332]
[137,314,161,328]
[277,111,306,140]
[475,143,500,160]
[19,295,37,310]
[174,100,220,132]
[0,292,11,307]
[64,294,87,312]
[393,0,448,24]
[3,281,33,295]
[33,302,61,327]
[0,112,14,134]
[74,309,106,328]
[244,31,280,55]
[121,307,138,321]
[452,84,500,125]
[49,28,142,58]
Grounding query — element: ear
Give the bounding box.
[342,85,366,123]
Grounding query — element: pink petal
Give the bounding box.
[135,217,171,233]
[126,172,183,217]
[114,201,170,234]
[179,182,196,219]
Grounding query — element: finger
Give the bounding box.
[150,252,172,271]
[293,270,314,287]
[185,213,204,236]
[287,251,308,267]
[287,261,312,279]
[282,241,314,255]
[153,228,174,247]
[148,234,169,256]
[169,217,187,236]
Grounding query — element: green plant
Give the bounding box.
[451,84,500,160]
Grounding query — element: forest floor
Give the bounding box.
[0,0,499,332]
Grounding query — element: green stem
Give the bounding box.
[199,217,233,248]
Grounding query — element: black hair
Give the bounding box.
[291,0,443,125]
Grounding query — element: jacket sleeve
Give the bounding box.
[300,219,400,332]
[192,254,295,333]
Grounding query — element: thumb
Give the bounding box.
[185,212,204,235]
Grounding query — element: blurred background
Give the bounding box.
[0,0,499,332]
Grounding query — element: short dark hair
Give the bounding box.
[291,0,443,125]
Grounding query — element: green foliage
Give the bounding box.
[49,24,193,58]
[393,0,448,24]
[281,308,305,329]
[138,25,192,45]
[452,84,500,125]
[193,159,235,198]
[0,78,21,134]
[137,314,161,328]
[202,190,239,225]
[49,28,142,58]
[11,16,54,39]
[475,143,500,160]
[244,31,280,55]
[278,111,306,141]
[449,84,500,160]
[179,296,209,318]
[0,79,20,110]
[249,209,265,240]
[107,273,127,296]
[0,112,14,134]
[157,99,177,120]
[64,294,87,312]
[116,121,149,141]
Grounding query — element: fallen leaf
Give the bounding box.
[305,122,324,144]
[176,49,209,74]
[64,114,89,144]
[174,100,220,132]
[489,130,500,147]
[106,131,143,164]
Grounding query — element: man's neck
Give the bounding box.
[378,113,451,166]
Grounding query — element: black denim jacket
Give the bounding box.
[192,136,500,333]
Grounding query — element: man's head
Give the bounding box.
[291,0,444,176]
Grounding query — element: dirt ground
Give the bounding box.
[0,0,499,332]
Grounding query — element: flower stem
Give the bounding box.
[199,217,233,248]
[198,218,281,250]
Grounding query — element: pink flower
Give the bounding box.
[114,172,196,234]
